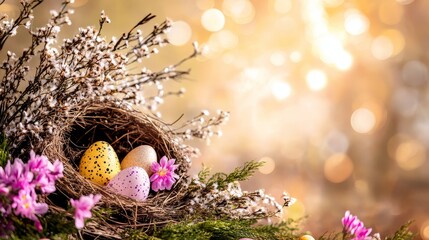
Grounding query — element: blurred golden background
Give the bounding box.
[2,0,429,238]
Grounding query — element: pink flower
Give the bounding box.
[12,190,48,232]
[0,158,33,190]
[28,150,63,194]
[0,183,9,195]
[342,211,373,240]
[70,194,102,229]
[150,156,179,192]
[0,151,64,233]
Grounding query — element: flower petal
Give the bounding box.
[150,174,159,182]
[160,156,168,167]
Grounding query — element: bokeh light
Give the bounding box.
[371,36,394,60]
[209,30,239,50]
[258,157,276,174]
[394,139,426,171]
[383,29,405,56]
[283,200,306,220]
[166,21,192,46]
[421,219,429,240]
[324,130,349,154]
[201,8,225,32]
[271,79,292,100]
[351,108,376,134]
[401,60,428,87]
[290,51,302,63]
[306,69,327,91]
[324,153,354,183]
[344,9,369,36]
[270,52,286,66]
[222,0,255,24]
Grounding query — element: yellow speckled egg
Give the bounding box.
[121,145,157,176]
[79,141,121,186]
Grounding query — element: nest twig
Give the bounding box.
[42,102,192,237]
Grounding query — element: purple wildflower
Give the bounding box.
[0,183,9,195]
[0,158,33,190]
[28,150,63,194]
[150,156,179,192]
[0,151,64,232]
[70,194,102,229]
[342,211,373,240]
[11,189,48,231]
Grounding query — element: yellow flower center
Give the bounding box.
[158,168,168,177]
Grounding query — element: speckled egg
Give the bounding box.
[79,141,121,186]
[106,166,150,201]
[120,145,157,176]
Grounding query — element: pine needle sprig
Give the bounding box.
[149,218,302,240]
[0,133,8,166]
[385,221,415,240]
[206,160,264,190]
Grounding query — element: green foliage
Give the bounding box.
[204,161,264,189]
[0,134,8,167]
[149,218,302,240]
[197,165,211,183]
[317,232,343,240]
[385,221,415,240]
[4,211,76,240]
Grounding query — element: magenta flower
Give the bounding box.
[11,189,48,231]
[150,156,179,192]
[0,158,33,190]
[0,183,9,195]
[70,194,102,229]
[342,211,373,240]
[28,150,63,194]
[0,151,64,233]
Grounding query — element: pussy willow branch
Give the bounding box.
[0,0,43,50]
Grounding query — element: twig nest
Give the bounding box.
[42,102,190,238]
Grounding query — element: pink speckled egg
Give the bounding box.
[106,166,150,201]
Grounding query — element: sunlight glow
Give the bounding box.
[223,0,255,24]
[351,108,376,134]
[201,8,225,32]
[324,153,354,183]
[271,79,292,100]
[344,9,369,35]
[166,21,192,46]
[306,69,327,91]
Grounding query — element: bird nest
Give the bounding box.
[42,103,191,238]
